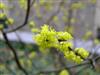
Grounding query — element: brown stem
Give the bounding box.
[4,0,31,33]
[2,31,28,75]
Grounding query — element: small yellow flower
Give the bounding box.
[91,0,96,4]
[31,28,40,33]
[0,13,5,19]
[71,2,85,10]
[0,2,5,9]
[59,42,73,52]
[59,69,69,75]
[57,32,73,41]
[29,21,35,27]
[29,52,36,59]
[6,18,14,25]
[53,16,58,22]
[75,56,83,64]
[70,18,77,24]
[94,39,100,44]
[0,64,5,69]
[34,25,58,49]
[75,48,89,59]
[0,24,4,30]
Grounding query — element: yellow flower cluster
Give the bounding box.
[94,39,100,45]
[58,42,89,64]
[64,51,83,64]
[0,2,14,30]
[19,0,27,9]
[58,42,73,52]
[59,69,69,75]
[0,13,6,19]
[0,13,14,30]
[57,32,73,41]
[5,18,14,25]
[75,48,89,59]
[71,2,85,10]
[34,24,89,64]
[34,25,58,49]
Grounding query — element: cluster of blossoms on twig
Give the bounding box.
[32,24,89,64]
[0,2,14,30]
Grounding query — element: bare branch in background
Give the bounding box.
[45,0,64,24]
[38,61,89,74]
[4,0,32,33]
[30,0,35,7]
[38,55,100,74]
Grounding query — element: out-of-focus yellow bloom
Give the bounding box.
[0,13,5,19]
[29,52,36,59]
[0,2,6,9]
[29,21,35,27]
[83,31,92,40]
[40,0,45,5]
[27,60,32,68]
[70,18,77,24]
[19,0,27,9]
[59,69,69,75]
[20,59,25,66]
[71,2,85,10]
[53,16,59,22]
[62,16,68,22]
[0,24,4,30]
[90,0,96,4]
[31,28,40,33]
[94,39,100,44]
[6,18,14,25]
[0,64,5,69]
[65,26,74,35]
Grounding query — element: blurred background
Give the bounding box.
[0,0,100,75]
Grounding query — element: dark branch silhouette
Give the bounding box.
[4,0,31,33]
[38,56,100,74]
[2,31,28,75]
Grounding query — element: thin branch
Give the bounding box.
[38,61,90,74]
[30,0,35,7]
[45,0,64,24]
[68,47,85,60]
[75,65,90,75]
[2,31,28,75]
[95,55,100,61]
[4,0,31,33]
[38,54,100,75]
